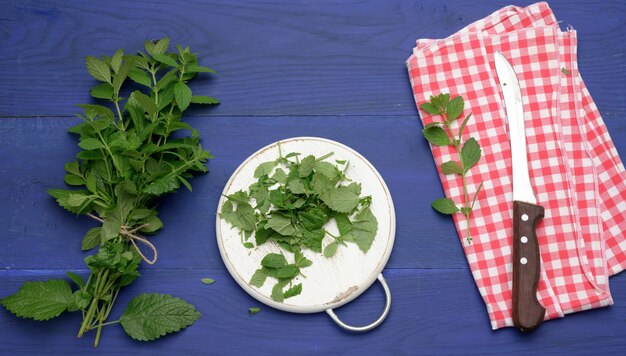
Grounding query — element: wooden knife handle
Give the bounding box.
[512,200,545,331]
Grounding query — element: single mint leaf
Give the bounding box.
[334,213,353,236]
[269,265,299,279]
[422,126,451,147]
[265,215,296,236]
[319,186,360,213]
[78,138,104,150]
[271,168,287,184]
[440,161,463,175]
[48,189,92,214]
[261,253,287,269]
[243,242,254,249]
[81,227,101,250]
[431,198,459,214]
[287,179,307,195]
[140,215,164,233]
[143,175,180,196]
[90,83,114,100]
[561,67,571,75]
[201,278,215,285]
[349,206,378,253]
[152,53,178,68]
[248,307,261,315]
[66,271,85,288]
[313,161,339,180]
[283,283,302,299]
[254,161,277,178]
[152,38,170,55]
[446,96,464,121]
[128,67,152,87]
[249,269,267,288]
[174,82,192,111]
[420,102,440,115]
[85,56,111,83]
[298,155,316,178]
[100,217,121,243]
[270,281,287,302]
[323,241,339,257]
[0,280,72,321]
[190,95,220,105]
[111,48,124,73]
[460,137,481,173]
[299,210,328,231]
[236,203,256,232]
[187,64,217,74]
[458,113,473,138]
[120,293,200,342]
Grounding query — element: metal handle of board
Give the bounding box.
[325,273,391,332]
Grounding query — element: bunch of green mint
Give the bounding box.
[421,93,483,244]
[0,38,218,347]
[220,150,378,301]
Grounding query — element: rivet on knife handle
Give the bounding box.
[512,200,545,331]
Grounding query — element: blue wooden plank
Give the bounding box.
[1,268,625,354]
[0,116,466,270]
[0,0,623,118]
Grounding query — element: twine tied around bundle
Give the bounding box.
[87,213,158,265]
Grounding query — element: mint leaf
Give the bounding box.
[254,161,277,178]
[420,102,440,115]
[298,155,316,178]
[265,215,296,236]
[446,96,464,121]
[441,161,462,175]
[81,227,101,250]
[66,272,85,288]
[261,253,287,269]
[90,83,114,100]
[152,38,170,55]
[313,161,339,179]
[201,278,215,285]
[111,48,124,73]
[128,67,152,87]
[349,206,378,253]
[422,126,450,146]
[431,198,459,214]
[249,269,267,288]
[187,64,217,74]
[78,138,104,150]
[174,82,192,111]
[460,137,481,173]
[120,293,200,342]
[319,186,360,213]
[190,95,220,104]
[287,179,307,194]
[48,189,92,214]
[152,53,178,68]
[248,307,261,315]
[271,281,288,302]
[85,56,111,83]
[0,280,72,321]
[284,284,302,299]
[323,241,339,257]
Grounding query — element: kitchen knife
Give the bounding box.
[494,51,546,331]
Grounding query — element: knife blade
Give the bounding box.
[494,51,546,331]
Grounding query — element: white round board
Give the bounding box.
[215,137,395,314]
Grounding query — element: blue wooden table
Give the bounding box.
[1,0,625,354]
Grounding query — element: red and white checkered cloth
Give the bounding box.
[407,2,626,329]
